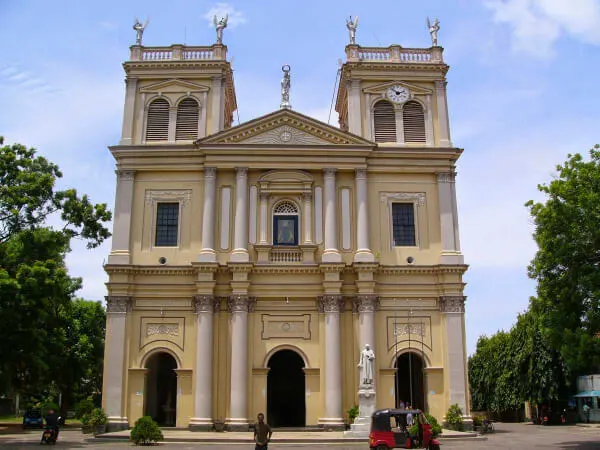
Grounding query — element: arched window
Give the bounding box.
[403,101,426,143]
[175,98,200,140]
[145,98,170,141]
[273,200,299,246]
[373,100,397,143]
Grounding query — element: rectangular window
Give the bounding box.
[273,216,298,246]
[155,202,179,247]
[392,203,416,246]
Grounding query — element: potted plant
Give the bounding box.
[347,404,359,429]
[88,408,108,435]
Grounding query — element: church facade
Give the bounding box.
[102,28,470,431]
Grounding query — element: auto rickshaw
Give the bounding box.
[369,409,441,450]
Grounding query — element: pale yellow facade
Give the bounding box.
[102,38,469,432]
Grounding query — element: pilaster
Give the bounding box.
[199,167,217,262]
[120,78,138,145]
[108,170,135,265]
[436,172,464,264]
[230,167,249,262]
[435,80,452,147]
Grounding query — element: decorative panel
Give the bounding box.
[140,317,185,350]
[386,316,432,351]
[261,314,311,340]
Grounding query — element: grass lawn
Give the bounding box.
[0,415,21,423]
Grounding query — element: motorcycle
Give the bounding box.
[40,416,61,445]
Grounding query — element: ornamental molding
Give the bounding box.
[251,265,320,275]
[317,295,345,313]
[193,295,219,313]
[380,192,426,206]
[393,323,426,338]
[117,170,135,181]
[323,168,337,178]
[144,189,192,205]
[146,323,180,337]
[439,296,466,313]
[227,295,257,313]
[105,296,132,313]
[377,265,468,276]
[203,167,217,178]
[436,172,456,183]
[353,295,380,313]
[104,266,196,277]
[236,167,248,177]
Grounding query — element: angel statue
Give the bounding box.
[133,17,149,46]
[280,65,291,109]
[346,15,359,45]
[213,14,228,44]
[427,17,440,47]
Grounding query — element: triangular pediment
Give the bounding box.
[139,79,210,94]
[363,80,432,95]
[197,109,374,146]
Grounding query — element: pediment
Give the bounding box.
[197,109,374,146]
[139,79,210,94]
[363,80,432,95]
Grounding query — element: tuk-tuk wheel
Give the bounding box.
[428,444,440,450]
[376,446,388,450]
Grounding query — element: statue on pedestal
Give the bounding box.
[213,14,228,44]
[133,17,149,46]
[358,344,375,386]
[280,65,291,109]
[346,15,359,45]
[427,17,440,47]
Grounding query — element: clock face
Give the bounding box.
[386,85,409,103]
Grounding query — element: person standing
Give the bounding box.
[583,402,591,423]
[253,413,272,450]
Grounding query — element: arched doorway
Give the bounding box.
[267,349,306,427]
[395,352,426,411]
[144,352,177,426]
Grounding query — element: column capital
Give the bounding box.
[353,295,380,313]
[116,170,135,181]
[439,295,466,313]
[323,168,337,178]
[436,172,456,183]
[301,191,313,202]
[435,79,447,91]
[105,296,132,313]
[193,295,219,313]
[317,295,345,313]
[204,167,217,178]
[355,168,368,180]
[227,295,256,313]
[235,167,248,177]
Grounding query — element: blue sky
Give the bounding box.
[1,0,599,354]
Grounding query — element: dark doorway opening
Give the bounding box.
[267,349,306,427]
[395,352,426,411]
[144,352,177,426]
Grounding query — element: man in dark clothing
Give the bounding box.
[253,413,272,450]
[44,409,60,440]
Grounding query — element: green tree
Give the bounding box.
[526,144,600,375]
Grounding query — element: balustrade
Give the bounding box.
[130,44,225,62]
[269,247,302,264]
[346,45,442,64]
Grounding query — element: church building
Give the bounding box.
[102,20,470,431]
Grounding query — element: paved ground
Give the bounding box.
[0,422,598,449]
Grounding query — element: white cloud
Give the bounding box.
[485,0,600,57]
[203,3,247,29]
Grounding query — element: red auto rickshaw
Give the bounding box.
[369,408,440,449]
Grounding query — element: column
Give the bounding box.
[198,167,217,262]
[437,172,464,264]
[302,192,313,244]
[354,168,374,262]
[189,296,216,430]
[435,80,452,147]
[107,171,135,265]
[347,79,362,136]
[322,168,341,262]
[355,296,378,358]
[230,167,249,262]
[102,296,131,431]
[227,295,252,430]
[120,78,138,145]
[258,192,268,244]
[211,76,223,134]
[318,296,344,428]
[440,296,469,415]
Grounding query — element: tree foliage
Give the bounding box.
[526,145,600,374]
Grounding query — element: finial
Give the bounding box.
[345,15,359,45]
[280,65,291,109]
[427,17,440,47]
[213,13,228,44]
[133,17,149,46]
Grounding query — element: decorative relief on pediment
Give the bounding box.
[261,314,311,340]
[239,125,331,145]
[146,323,179,337]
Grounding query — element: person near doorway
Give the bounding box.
[399,399,405,409]
[254,413,272,450]
[583,401,591,423]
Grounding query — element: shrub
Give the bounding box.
[75,399,95,419]
[472,414,483,428]
[445,404,464,431]
[88,408,108,427]
[409,413,442,438]
[348,404,359,423]
[130,416,164,446]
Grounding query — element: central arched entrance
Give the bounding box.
[395,351,426,411]
[267,349,306,427]
[144,352,177,426]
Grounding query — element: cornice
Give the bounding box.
[377,265,468,276]
[104,265,196,276]
[252,265,321,275]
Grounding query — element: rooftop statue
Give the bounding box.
[280,65,291,109]
[346,15,359,45]
[427,17,440,47]
[213,14,228,44]
[133,17,149,46]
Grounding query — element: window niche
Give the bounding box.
[143,190,192,251]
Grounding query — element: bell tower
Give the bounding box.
[335,43,451,148]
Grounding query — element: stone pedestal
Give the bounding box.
[344,386,376,437]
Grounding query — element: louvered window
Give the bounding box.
[145,99,169,141]
[403,101,426,143]
[176,98,199,140]
[373,100,397,143]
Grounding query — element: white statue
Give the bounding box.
[213,14,228,44]
[280,64,291,109]
[133,17,149,46]
[427,17,440,47]
[346,15,359,45]
[358,344,375,386]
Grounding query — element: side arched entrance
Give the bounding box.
[267,349,306,427]
[144,352,177,426]
[395,351,426,411]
